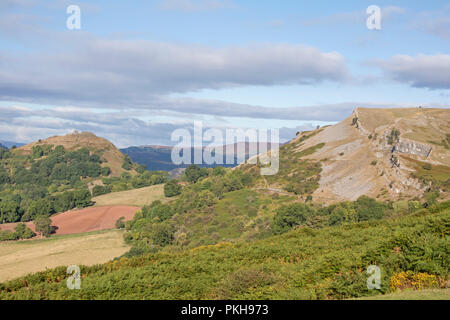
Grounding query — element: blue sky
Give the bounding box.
[0,0,449,147]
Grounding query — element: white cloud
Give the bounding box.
[0,39,350,109]
[374,54,450,90]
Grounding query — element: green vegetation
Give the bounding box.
[272,203,312,234]
[122,155,133,170]
[184,164,209,183]
[388,128,400,145]
[428,134,450,150]
[271,196,389,234]
[92,185,112,197]
[265,141,325,196]
[115,217,126,229]
[34,215,52,237]
[0,146,101,223]
[0,201,447,299]
[405,156,450,193]
[164,180,182,197]
[0,223,35,241]
[123,166,258,251]
[101,170,169,193]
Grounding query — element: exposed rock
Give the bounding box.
[394,139,432,158]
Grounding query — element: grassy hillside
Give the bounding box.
[93,184,167,207]
[0,229,129,282]
[0,203,447,299]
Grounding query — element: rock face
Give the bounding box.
[290,107,450,203]
[394,139,432,158]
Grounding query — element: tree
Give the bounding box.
[101,166,111,176]
[194,190,216,208]
[136,164,147,174]
[92,185,112,197]
[14,223,35,239]
[32,145,44,158]
[73,189,92,208]
[354,196,386,221]
[23,198,53,221]
[184,164,208,183]
[34,215,53,237]
[212,166,226,176]
[164,180,182,197]
[152,223,174,247]
[122,155,133,170]
[271,203,314,235]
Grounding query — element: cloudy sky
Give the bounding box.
[0,0,449,147]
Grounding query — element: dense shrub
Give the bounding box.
[92,185,113,197]
[272,203,314,235]
[184,164,209,183]
[164,180,182,197]
[14,223,36,239]
[34,215,53,237]
[122,155,133,170]
[115,217,125,229]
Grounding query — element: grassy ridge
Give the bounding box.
[0,205,447,300]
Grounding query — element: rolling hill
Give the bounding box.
[18,131,130,176]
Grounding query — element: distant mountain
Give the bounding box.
[0,143,7,150]
[0,140,25,148]
[121,142,279,172]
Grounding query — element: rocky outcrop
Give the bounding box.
[394,139,432,158]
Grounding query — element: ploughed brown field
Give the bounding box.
[0,206,140,236]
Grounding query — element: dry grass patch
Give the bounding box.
[0,230,130,282]
[93,184,167,207]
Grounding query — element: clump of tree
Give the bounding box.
[122,155,133,170]
[184,164,209,183]
[164,180,182,197]
[0,223,35,241]
[272,203,314,235]
[92,185,112,197]
[272,196,389,235]
[14,223,35,239]
[34,215,53,237]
